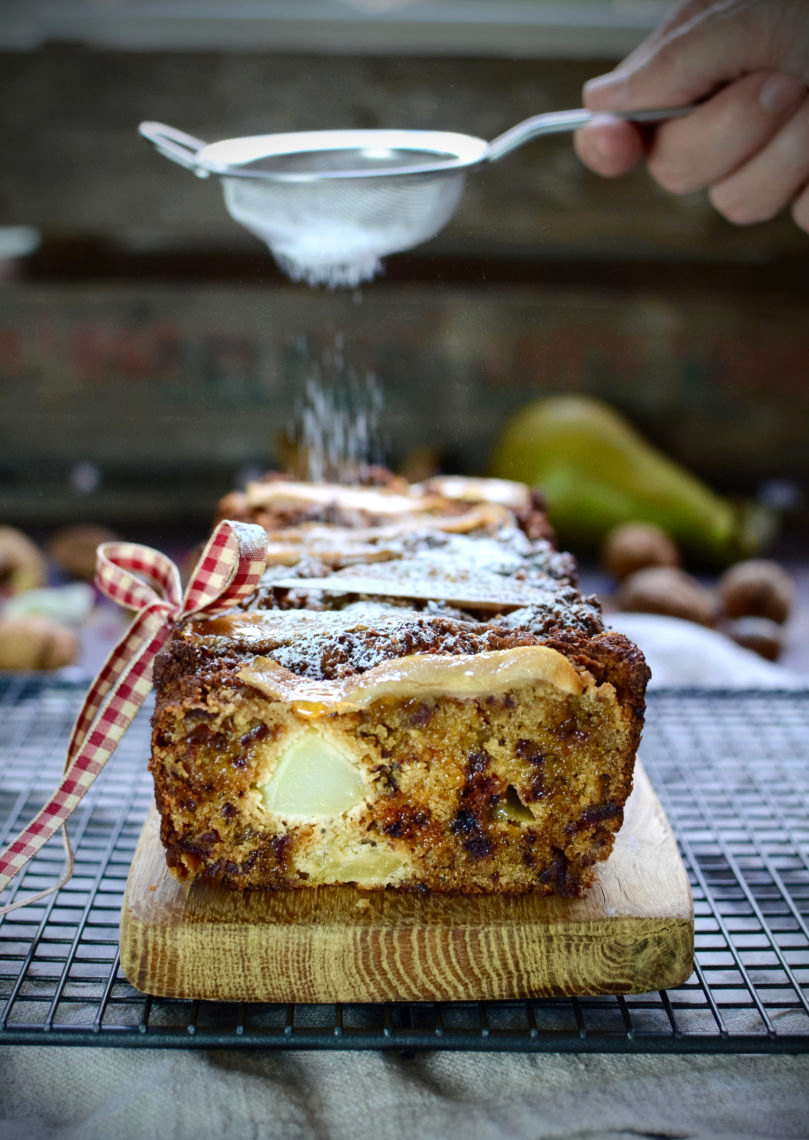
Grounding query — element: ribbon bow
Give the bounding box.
[0,519,267,915]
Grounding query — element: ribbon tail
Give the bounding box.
[0,826,74,919]
[0,608,171,911]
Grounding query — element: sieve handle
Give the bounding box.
[485,106,693,163]
[139,121,210,175]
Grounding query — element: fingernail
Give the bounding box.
[759,73,804,115]
[584,72,629,110]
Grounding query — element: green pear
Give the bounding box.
[488,395,774,563]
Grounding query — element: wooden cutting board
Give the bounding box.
[119,763,693,1003]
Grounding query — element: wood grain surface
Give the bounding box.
[119,763,694,1003]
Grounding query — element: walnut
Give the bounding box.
[0,526,47,594]
[602,522,681,582]
[49,524,118,581]
[616,566,715,626]
[725,616,783,662]
[718,559,795,624]
[0,614,78,670]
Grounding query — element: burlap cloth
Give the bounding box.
[2,616,808,1140]
[1,1047,808,1139]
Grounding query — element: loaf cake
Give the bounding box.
[150,475,649,896]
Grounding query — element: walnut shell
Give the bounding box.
[602,522,681,582]
[0,614,78,670]
[48,524,118,581]
[616,566,715,626]
[725,616,783,662]
[718,559,795,624]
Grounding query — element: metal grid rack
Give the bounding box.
[1,675,808,1053]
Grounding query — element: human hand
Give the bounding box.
[574,0,809,233]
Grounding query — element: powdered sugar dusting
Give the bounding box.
[287,336,385,483]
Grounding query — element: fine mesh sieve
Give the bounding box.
[140,109,689,287]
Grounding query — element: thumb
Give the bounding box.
[584,2,800,112]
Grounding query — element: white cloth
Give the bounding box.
[611,612,807,689]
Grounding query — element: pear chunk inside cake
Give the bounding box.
[258,728,367,819]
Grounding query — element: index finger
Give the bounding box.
[584,2,797,112]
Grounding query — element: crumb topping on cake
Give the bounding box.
[177,575,604,682]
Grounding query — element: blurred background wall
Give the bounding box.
[1,0,808,549]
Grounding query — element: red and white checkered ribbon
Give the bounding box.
[0,519,267,916]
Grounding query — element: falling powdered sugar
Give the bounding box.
[286,336,386,483]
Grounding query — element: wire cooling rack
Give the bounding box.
[0,675,808,1053]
